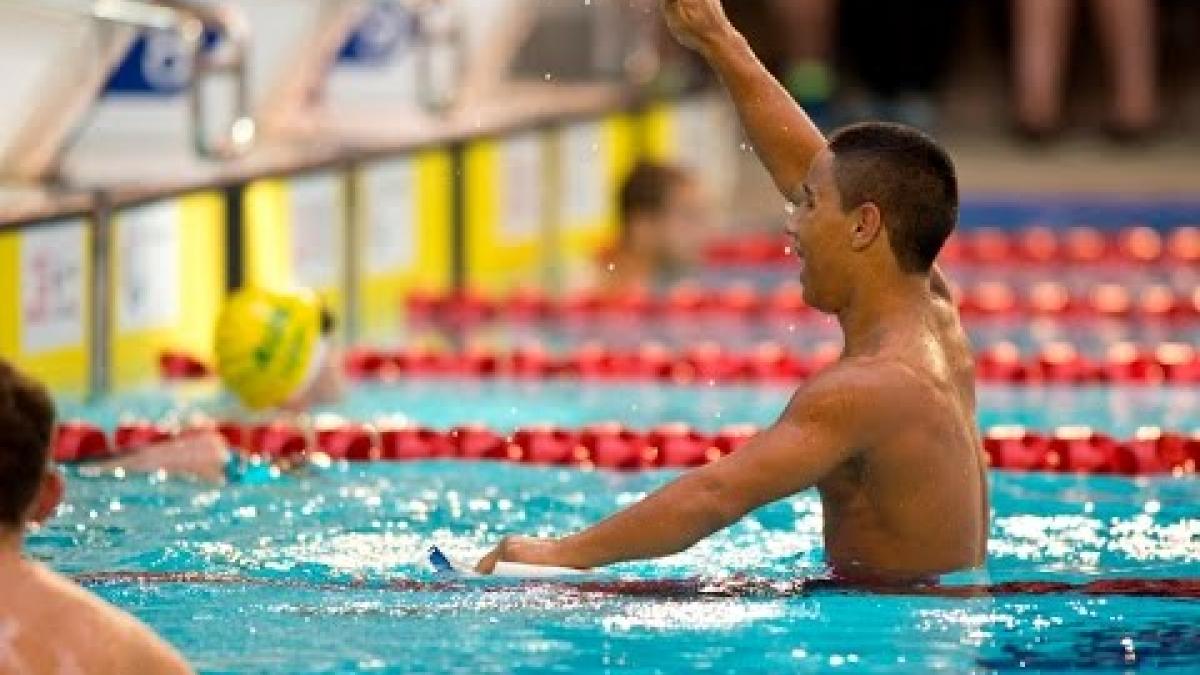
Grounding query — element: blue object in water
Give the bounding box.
[427,545,456,575]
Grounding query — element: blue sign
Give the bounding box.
[338,1,414,65]
[104,28,220,96]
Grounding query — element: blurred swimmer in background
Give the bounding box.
[598,160,713,293]
[95,287,344,483]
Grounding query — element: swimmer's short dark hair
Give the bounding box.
[0,359,56,528]
[828,122,958,273]
[618,161,694,240]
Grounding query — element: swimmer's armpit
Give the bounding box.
[676,368,872,518]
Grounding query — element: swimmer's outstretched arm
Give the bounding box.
[661,0,826,201]
[663,0,957,297]
[476,369,874,572]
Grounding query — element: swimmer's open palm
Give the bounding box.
[661,0,734,53]
[475,536,567,574]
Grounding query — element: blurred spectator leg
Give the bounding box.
[1013,0,1074,138]
[769,0,838,126]
[1091,0,1159,138]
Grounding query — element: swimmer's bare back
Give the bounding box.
[811,275,987,581]
[0,560,192,674]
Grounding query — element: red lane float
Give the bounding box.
[52,421,1199,476]
[379,426,454,460]
[159,352,213,379]
[982,426,1199,475]
[315,423,379,461]
[404,280,1199,325]
[114,422,173,451]
[163,339,1200,386]
[246,423,309,459]
[52,422,113,463]
[339,341,1200,386]
[704,226,1200,267]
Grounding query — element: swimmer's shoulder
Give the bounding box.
[31,564,193,674]
[798,356,940,427]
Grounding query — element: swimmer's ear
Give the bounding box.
[28,468,65,527]
[849,202,883,253]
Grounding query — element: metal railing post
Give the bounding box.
[87,190,113,399]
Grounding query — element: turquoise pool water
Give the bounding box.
[61,379,1198,437]
[31,460,1200,673]
[39,380,1200,673]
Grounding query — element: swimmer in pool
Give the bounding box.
[598,161,713,293]
[477,0,988,584]
[98,287,344,483]
[0,359,193,674]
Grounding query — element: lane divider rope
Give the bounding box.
[704,225,1200,267]
[162,340,1200,386]
[53,421,1199,476]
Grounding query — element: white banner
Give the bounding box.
[363,158,417,274]
[289,173,344,289]
[19,222,86,353]
[117,201,181,332]
[500,133,543,241]
[562,121,606,228]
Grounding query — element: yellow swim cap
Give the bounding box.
[214,287,325,410]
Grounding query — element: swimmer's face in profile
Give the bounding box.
[788,148,862,312]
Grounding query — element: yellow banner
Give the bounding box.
[0,219,91,393]
[110,191,226,388]
[243,172,348,317]
[356,150,453,339]
[464,132,549,293]
[557,114,638,289]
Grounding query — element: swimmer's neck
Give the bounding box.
[0,530,24,564]
[836,274,933,356]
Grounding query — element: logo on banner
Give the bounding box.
[105,29,219,96]
[118,202,181,332]
[339,1,413,64]
[19,224,85,354]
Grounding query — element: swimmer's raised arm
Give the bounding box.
[661,0,826,202]
[476,368,878,572]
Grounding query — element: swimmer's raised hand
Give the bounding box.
[661,0,737,53]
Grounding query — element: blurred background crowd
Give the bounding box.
[635,0,1198,142]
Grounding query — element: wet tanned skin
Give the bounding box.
[476,0,987,584]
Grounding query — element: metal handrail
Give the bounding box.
[14,0,255,160]
[403,0,466,113]
[154,0,255,159]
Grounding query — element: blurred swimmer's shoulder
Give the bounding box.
[3,562,193,674]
